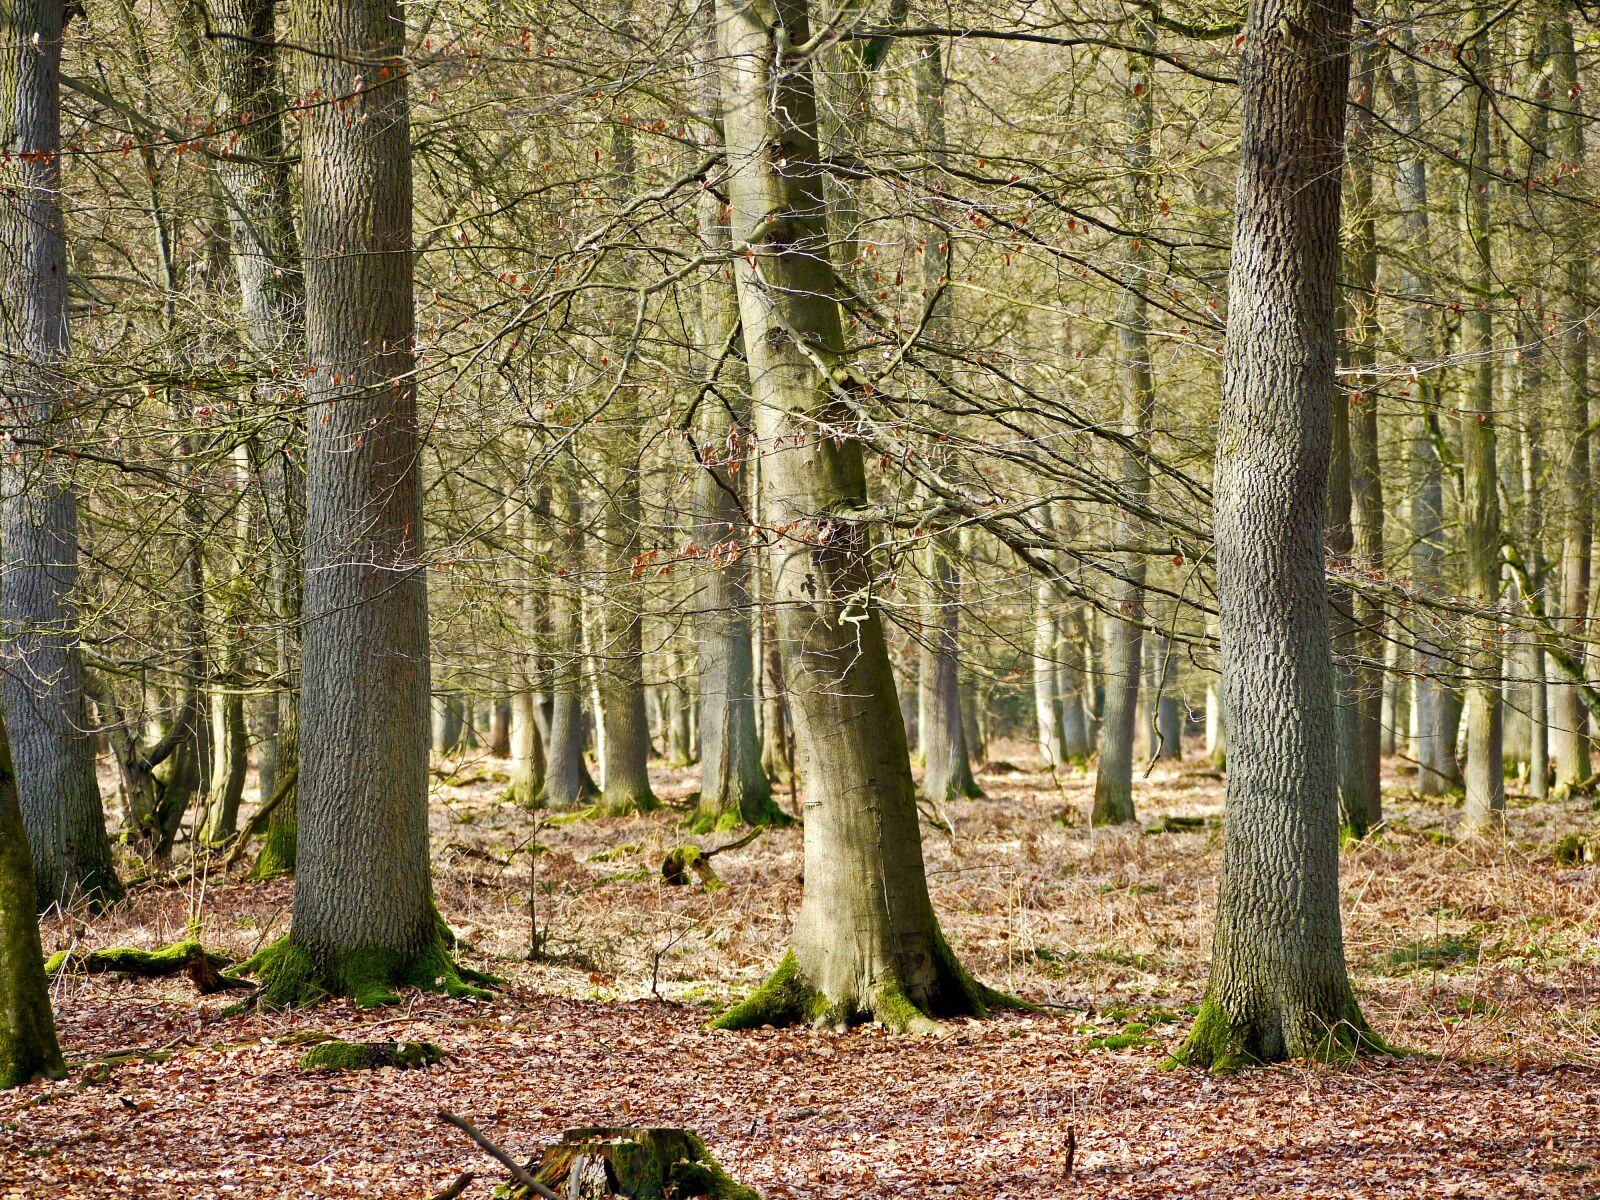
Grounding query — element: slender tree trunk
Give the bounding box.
[543,456,597,809]
[0,713,64,1088]
[1386,17,1458,796]
[1092,20,1155,825]
[710,0,995,1032]
[1460,7,1505,833]
[248,0,481,1006]
[1177,0,1377,1068]
[1548,16,1590,796]
[1033,594,1064,769]
[0,0,120,910]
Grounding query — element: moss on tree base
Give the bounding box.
[709,937,1032,1034]
[1168,991,1390,1073]
[685,794,794,836]
[250,818,297,880]
[241,918,497,1010]
[298,1039,443,1072]
[595,789,663,818]
[508,1127,757,1200]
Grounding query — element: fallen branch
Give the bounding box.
[661,825,765,889]
[436,1110,562,1200]
[46,939,253,994]
[428,1173,473,1200]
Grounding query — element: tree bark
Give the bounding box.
[1176,0,1377,1068]
[708,0,995,1032]
[0,0,121,910]
[1459,5,1504,833]
[0,713,64,1088]
[1092,18,1155,825]
[247,0,480,1007]
[543,457,597,809]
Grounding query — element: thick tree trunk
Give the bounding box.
[247,0,481,1007]
[1092,22,1155,825]
[709,0,994,1032]
[0,0,120,910]
[0,714,64,1088]
[1176,0,1377,1068]
[1460,7,1504,833]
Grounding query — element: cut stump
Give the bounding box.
[503,1127,757,1200]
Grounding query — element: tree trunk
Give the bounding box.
[1176,0,1377,1068]
[1548,16,1590,796]
[0,713,64,1088]
[1386,10,1457,797]
[1460,6,1504,833]
[543,458,598,809]
[1033,596,1064,769]
[247,0,480,1007]
[1092,20,1155,825]
[0,0,121,910]
[709,0,994,1032]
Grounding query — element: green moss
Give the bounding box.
[596,788,663,818]
[1555,833,1597,866]
[587,843,641,863]
[250,818,297,880]
[1085,1031,1160,1051]
[1168,990,1390,1074]
[298,1039,443,1072]
[240,916,495,1010]
[708,950,819,1030]
[1380,934,1480,974]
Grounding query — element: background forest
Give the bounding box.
[0,0,1598,1196]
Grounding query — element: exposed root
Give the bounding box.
[1168,991,1391,1074]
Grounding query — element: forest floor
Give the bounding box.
[2,742,1598,1198]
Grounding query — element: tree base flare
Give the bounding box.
[708,940,1032,1034]
[1168,991,1389,1073]
[241,922,497,1010]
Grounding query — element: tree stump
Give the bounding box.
[516,1127,757,1200]
[298,1040,443,1072]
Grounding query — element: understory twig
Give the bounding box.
[436,1110,562,1200]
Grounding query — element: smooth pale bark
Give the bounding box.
[709,0,993,1032]
[0,0,120,910]
[689,22,778,831]
[543,456,597,808]
[1342,50,1384,831]
[1386,18,1457,796]
[1177,0,1376,1069]
[248,0,480,1007]
[0,714,64,1088]
[1033,597,1065,769]
[1549,16,1590,795]
[1092,20,1155,825]
[1459,8,1504,833]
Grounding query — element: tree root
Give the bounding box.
[1167,990,1392,1073]
[45,939,253,995]
[240,911,499,1010]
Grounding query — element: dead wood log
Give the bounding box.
[45,940,252,994]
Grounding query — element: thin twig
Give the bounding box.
[436,1110,562,1200]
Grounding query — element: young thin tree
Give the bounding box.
[0,0,121,910]
[246,0,483,1006]
[1176,0,1379,1068]
[709,0,998,1032]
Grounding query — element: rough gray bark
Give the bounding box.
[0,0,120,910]
[0,713,64,1088]
[709,0,993,1032]
[1092,19,1155,825]
[249,0,478,1006]
[1460,6,1504,833]
[1176,0,1376,1068]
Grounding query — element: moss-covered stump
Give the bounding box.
[298,1039,443,1072]
[503,1128,757,1200]
[661,846,724,891]
[44,940,251,995]
[1554,833,1599,865]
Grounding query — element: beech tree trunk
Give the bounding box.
[1459,5,1504,833]
[543,459,597,809]
[1033,589,1065,769]
[249,0,479,1007]
[1550,15,1590,797]
[1177,0,1377,1068]
[0,713,64,1088]
[709,0,993,1032]
[1092,20,1155,825]
[0,0,120,910]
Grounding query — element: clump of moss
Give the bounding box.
[1554,833,1598,866]
[512,1127,758,1200]
[298,1040,443,1072]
